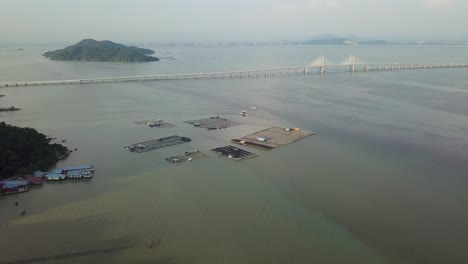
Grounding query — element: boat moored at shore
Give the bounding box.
[67,170,93,179]
[0,181,31,195]
[26,176,45,185]
[37,165,95,181]
[45,173,66,181]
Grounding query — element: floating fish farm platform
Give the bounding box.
[211,145,257,161]
[185,116,238,130]
[231,127,314,150]
[166,151,208,164]
[133,119,176,128]
[125,135,191,153]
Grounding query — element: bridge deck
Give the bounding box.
[1,63,467,88]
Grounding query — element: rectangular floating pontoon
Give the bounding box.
[125,135,191,153]
[185,116,238,130]
[133,119,176,128]
[166,151,208,164]
[211,145,257,161]
[231,127,314,150]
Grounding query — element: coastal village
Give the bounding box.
[0,165,95,196]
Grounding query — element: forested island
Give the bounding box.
[43,39,159,62]
[0,122,69,179]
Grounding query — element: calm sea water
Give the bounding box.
[0,45,468,264]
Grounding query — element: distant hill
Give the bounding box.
[359,40,389,45]
[302,35,389,45]
[303,38,351,45]
[43,39,159,62]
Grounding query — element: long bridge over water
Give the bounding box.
[1,56,467,88]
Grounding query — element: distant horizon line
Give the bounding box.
[1,40,467,47]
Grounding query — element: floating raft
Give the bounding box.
[133,119,176,128]
[211,145,257,161]
[185,116,238,130]
[125,135,191,153]
[166,151,208,164]
[231,127,314,150]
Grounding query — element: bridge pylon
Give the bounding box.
[349,55,356,72]
[307,56,330,74]
[321,58,325,74]
[319,56,326,74]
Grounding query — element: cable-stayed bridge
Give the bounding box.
[1,56,467,88]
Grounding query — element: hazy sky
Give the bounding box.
[1,0,466,43]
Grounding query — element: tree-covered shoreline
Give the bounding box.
[0,122,69,179]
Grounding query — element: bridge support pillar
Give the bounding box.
[364,64,369,72]
[319,66,325,74]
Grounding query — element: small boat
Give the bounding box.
[67,170,93,179]
[82,171,93,178]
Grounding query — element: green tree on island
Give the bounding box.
[0,122,69,179]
